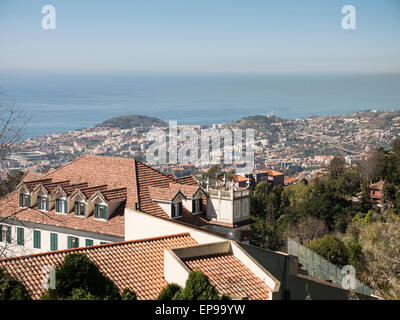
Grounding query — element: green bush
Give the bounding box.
[41,253,121,300]
[176,271,219,300]
[158,283,182,300]
[121,288,137,300]
[306,234,349,267]
[0,268,31,300]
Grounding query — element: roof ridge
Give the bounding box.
[0,232,192,262]
[24,178,53,184]
[135,158,176,182]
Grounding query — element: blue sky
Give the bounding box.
[0,0,400,74]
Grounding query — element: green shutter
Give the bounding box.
[55,199,59,212]
[85,239,94,246]
[94,204,98,218]
[192,200,195,212]
[75,237,79,248]
[64,200,68,213]
[27,195,31,208]
[50,233,58,251]
[17,227,24,246]
[171,203,175,217]
[68,236,72,249]
[34,230,41,249]
[46,198,49,211]
[103,206,107,219]
[6,226,11,243]
[37,196,41,210]
[178,202,182,216]
[19,193,24,207]
[74,201,78,215]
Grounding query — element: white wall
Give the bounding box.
[124,208,226,244]
[207,196,250,224]
[164,249,191,287]
[0,222,112,258]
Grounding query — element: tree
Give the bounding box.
[357,214,400,300]
[306,234,349,267]
[0,267,31,300]
[121,288,137,300]
[382,182,397,206]
[0,102,27,159]
[328,157,345,179]
[41,253,122,300]
[172,271,220,300]
[158,283,182,300]
[250,216,283,251]
[287,217,328,244]
[0,170,24,198]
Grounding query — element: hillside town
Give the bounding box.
[2,110,399,184]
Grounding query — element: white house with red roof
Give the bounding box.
[0,154,252,258]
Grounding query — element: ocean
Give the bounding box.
[0,72,399,138]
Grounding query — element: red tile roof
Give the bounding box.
[230,174,248,182]
[370,179,384,190]
[0,155,211,238]
[22,171,46,182]
[264,169,284,176]
[183,252,270,300]
[148,183,199,201]
[0,190,126,237]
[174,176,199,186]
[0,233,198,300]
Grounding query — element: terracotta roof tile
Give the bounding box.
[183,252,270,300]
[1,155,222,238]
[0,233,198,300]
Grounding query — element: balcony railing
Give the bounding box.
[207,188,249,200]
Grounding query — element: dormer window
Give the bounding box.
[55,198,68,214]
[74,201,86,217]
[37,195,49,211]
[19,193,31,208]
[94,204,107,220]
[171,202,182,218]
[192,198,203,214]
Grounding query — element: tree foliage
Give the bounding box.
[158,283,182,300]
[0,267,31,300]
[158,271,226,300]
[306,234,349,267]
[41,253,124,300]
[0,170,24,198]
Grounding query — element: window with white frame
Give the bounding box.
[19,193,31,208]
[171,202,182,218]
[37,195,49,211]
[192,198,203,213]
[94,203,107,220]
[0,225,11,243]
[55,198,68,214]
[74,201,86,217]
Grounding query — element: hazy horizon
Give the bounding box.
[1,0,400,74]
